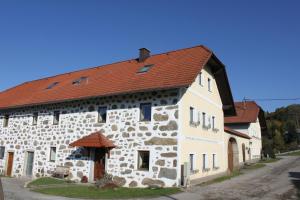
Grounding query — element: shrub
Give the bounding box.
[95,173,113,188]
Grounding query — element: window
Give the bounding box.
[137,151,149,170]
[72,76,88,85]
[189,154,194,171]
[138,64,154,73]
[33,112,38,126]
[202,112,206,126]
[203,154,208,169]
[212,116,215,129]
[49,147,56,162]
[3,115,9,127]
[208,78,211,92]
[0,146,5,159]
[140,103,151,121]
[199,72,203,86]
[98,107,107,123]
[213,154,217,168]
[53,111,60,125]
[46,82,59,90]
[190,107,194,123]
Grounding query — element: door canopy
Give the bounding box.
[69,131,116,148]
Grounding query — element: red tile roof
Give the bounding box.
[224,101,261,124]
[224,126,251,139]
[69,131,116,148]
[0,45,235,115]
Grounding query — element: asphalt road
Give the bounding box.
[2,156,300,200]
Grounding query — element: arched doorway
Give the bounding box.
[228,138,239,172]
[242,144,246,162]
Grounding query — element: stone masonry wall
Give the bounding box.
[0,89,179,187]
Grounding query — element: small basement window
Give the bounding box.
[0,146,5,159]
[137,151,150,170]
[46,82,59,90]
[138,64,154,73]
[140,103,151,121]
[53,111,60,125]
[49,147,56,162]
[72,76,88,85]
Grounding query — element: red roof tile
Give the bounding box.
[0,45,235,114]
[224,126,251,139]
[224,101,261,124]
[69,132,116,148]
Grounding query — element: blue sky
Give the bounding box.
[0,0,299,112]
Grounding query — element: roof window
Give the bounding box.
[72,76,88,85]
[46,82,59,90]
[138,64,154,73]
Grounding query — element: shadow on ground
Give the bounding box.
[289,172,300,198]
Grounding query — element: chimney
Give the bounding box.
[139,48,150,62]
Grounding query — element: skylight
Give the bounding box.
[138,64,154,73]
[72,76,88,85]
[46,82,59,90]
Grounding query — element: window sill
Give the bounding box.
[213,167,220,170]
[190,169,199,174]
[189,122,200,127]
[202,168,210,172]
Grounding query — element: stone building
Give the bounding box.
[0,45,264,187]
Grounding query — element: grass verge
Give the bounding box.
[32,186,181,199]
[281,151,300,156]
[199,170,242,186]
[243,163,266,170]
[259,158,281,163]
[27,177,66,187]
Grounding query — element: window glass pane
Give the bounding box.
[203,154,206,169]
[3,115,9,127]
[208,78,211,91]
[190,107,194,123]
[189,154,194,171]
[33,113,38,125]
[50,147,56,162]
[0,147,5,159]
[202,113,206,126]
[140,103,151,121]
[98,107,107,123]
[138,151,149,170]
[53,111,60,125]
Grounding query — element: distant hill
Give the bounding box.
[264,104,300,154]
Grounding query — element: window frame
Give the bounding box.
[190,107,194,123]
[53,111,60,125]
[49,146,57,162]
[0,146,5,159]
[97,106,108,123]
[208,78,212,92]
[3,115,9,127]
[202,112,206,126]
[199,72,203,86]
[202,154,207,170]
[32,112,38,126]
[189,154,195,171]
[140,103,152,122]
[137,150,150,171]
[213,153,217,168]
[212,116,215,129]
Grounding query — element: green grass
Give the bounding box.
[199,170,242,186]
[282,151,300,156]
[33,186,181,199]
[259,158,281,163]
[243,163,266,170]
[28,177,66,187]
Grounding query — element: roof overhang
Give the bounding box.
[207,54,236,116]
[224,126,251,139]
[69,131,116,148]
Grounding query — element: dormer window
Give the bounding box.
[138,64,154,73]
[72,76,88,85]
[46,82,59,90]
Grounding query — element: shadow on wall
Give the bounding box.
[289,172,300,198]
[66,147,90,161]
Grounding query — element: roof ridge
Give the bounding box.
[12,44,210,86]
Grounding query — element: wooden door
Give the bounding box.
[228,141,233,172]
[6,152,14,176]
[26,152,34,176]
[94,149,105,180]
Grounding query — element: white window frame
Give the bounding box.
[190,107,194,123]
[49,146,56,162]
[208,78,212,92]
[212,153,218,169]
[189,153,196,171]
[202,153,209,170]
